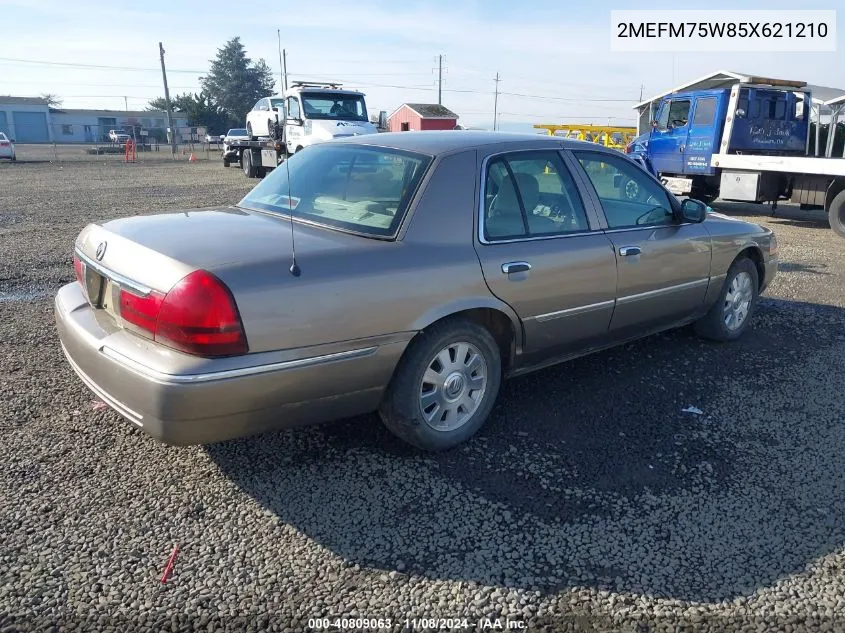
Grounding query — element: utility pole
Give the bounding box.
[493,72,501,131]
[158,42,177,156]
[276,29,287,91]
[639,84,643,101]
[438,54,443,105]
[124,96,128,112]
[283,49,288,92]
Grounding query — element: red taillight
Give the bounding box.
[120,288,164,334]
[118,270,248,357]
[73,255,84,286]
[0,141,9,147]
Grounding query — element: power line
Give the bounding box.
[493,72,501,131]
[0,56,204,74]
[2,79,201,90]
[0,56,436,74]
[498,91,635,102]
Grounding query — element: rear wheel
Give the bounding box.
[828,189,845,239]
[694,257,759,342]
[378,318,502,452]
[242,149,258,178]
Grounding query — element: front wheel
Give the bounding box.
[694,257,759,342]
[378,318,502,451]
[828,189,845,239]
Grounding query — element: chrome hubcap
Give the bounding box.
[723,271,753,331]
[419,342,487,432]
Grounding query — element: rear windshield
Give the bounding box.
[238,144,432,237]
[228,129,248,136]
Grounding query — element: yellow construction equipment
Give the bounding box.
[533,124,637,151]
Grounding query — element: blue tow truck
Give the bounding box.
[625,75,845,238]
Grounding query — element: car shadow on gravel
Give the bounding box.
[206,298,845,603]
[711,200,831,230]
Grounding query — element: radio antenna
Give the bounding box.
[281,111,300,277]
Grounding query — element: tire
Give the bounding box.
[222,156,230,168]
[691,188,716,205]
[378,318,502,452]
[828,189,845,239]
[694,257,759,342]
[242,149,257,178]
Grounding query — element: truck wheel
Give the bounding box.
[242,149,257,178]
[691,187,717,205]
[694,257,759,342]
[828,189,845,239]
[378,318,502,452]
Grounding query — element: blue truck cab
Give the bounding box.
[627,85,811,202]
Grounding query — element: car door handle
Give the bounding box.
[501,261,531,274]
[618,246,642,257]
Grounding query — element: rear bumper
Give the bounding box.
[54,282,407,445]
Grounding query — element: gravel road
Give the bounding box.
[2,147,845,632]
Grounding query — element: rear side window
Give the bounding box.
[482,151,590,241]
[239,144,431,237]
[574,151,674,230]
[692,97,717,126]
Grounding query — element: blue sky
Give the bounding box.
[1,0,842,132]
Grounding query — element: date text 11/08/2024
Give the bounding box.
[307,617,528,630]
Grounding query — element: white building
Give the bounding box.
[0,96,190,144]
[48,108,189,144]
[633,70,845,138]
[0,96,54,143]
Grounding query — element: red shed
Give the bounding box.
[387,103,459,132]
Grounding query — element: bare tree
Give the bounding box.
[40,93,63,107]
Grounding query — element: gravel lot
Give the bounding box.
[2,145,845,632]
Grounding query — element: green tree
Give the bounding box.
[147,92,230,133]
[199,37,276,125]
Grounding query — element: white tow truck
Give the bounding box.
[232,81,383,179]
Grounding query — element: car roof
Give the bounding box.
[330,130,613,156]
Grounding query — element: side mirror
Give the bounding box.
[378,110,387,129]
[681,198,708,223]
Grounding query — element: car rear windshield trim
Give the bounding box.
[237,144,433,238]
